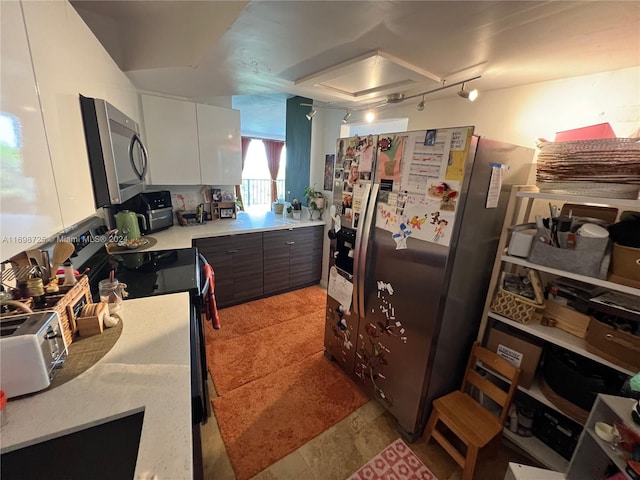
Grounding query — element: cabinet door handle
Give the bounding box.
[285,241,295,245]
[226,249,239,254]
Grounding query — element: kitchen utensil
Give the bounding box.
[1,300,33,314]
[40,250,51,285]
[9,252,32,282]
[9,252,30,268]
[115,210,146,240]
[51,242,75,281]
[25,250,45,277]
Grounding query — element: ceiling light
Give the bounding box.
[365,110,375,122]
[457,83,479,101]
[343,111,351,124]
[306,109,317,120]
[416,95,425,112]
[386,93,405,104]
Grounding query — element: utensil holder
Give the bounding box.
[528,229,610,279]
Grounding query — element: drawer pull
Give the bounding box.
[226,249,239,254]
[605,333,640,351]
[285,241,295,245]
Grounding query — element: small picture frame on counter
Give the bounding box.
[211,188,222,202]
[222,191,234,201]
[220,207,235,219]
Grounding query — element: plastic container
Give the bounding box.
[98,279,123,313]
[63,261,77,286]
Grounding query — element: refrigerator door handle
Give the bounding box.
[352,183,371,316]
[355,183,377,316]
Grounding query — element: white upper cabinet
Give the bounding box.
[21,1,141,228]
[0,1,63,262]
[143,95,242,186]
[142,94,201,185]
[197,104,242,185]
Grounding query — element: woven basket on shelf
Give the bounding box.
[490,270,545,324]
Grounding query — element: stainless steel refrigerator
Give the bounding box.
[324,127,534,440]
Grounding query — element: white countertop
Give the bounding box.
[150,209,325,250]
[0,293,193,480]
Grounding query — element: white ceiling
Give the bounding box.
[71,1,640,138]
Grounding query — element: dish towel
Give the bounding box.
[203,263,221,329]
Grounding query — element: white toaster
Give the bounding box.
[0,311,67,398]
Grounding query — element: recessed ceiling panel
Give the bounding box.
[295,50,442,101]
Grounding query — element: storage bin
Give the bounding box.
[585,317,640,371]
[611,242,640,282]
[541,300,590,339]
[527,229,610,279]
[490,270,545,325]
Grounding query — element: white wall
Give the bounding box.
[337,67,640,149]
[310,108,344,287]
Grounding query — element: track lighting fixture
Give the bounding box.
[300,75,480,121]
[457,83,478,101]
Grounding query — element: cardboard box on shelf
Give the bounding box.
[486,326,543,389]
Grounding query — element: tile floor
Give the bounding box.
[201,376,539,480]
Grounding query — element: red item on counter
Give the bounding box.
[0,389,7,427]
[202,264,220,329]
[56,268,80,276]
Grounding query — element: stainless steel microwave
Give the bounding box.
[80,95,148,206]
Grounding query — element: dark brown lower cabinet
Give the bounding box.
[195,225,323,307]
[263,225,323,296]
[195,232,263,308]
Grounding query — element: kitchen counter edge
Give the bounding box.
[150,210,326,250]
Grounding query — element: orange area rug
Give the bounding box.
[205,286,369,480]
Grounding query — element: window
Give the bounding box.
[241,139,286,212]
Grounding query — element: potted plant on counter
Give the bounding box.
[304,185,325,219]
[291,198,302,220]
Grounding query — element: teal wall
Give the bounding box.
[285,96,312,202]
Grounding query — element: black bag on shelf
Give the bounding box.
[542,345,629,412]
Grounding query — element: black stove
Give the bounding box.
[83,247,200,302]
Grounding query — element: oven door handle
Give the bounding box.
[198,252,210,297]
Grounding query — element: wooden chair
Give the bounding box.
[423,342,521,480]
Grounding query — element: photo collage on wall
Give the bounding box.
[375,127,474,248]
[334,135,378,228]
